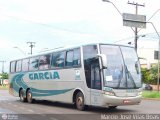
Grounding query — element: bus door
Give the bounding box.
[90,60,102,106]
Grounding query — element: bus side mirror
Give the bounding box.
[97,54,107,69]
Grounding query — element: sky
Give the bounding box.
[0,0,160,72]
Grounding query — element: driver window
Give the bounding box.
[83,45,101,90]
[91,61,101,90]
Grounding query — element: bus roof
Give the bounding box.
[10,43,134,62]
[37,43,133,53]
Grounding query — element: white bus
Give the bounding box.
[9,43,142,110]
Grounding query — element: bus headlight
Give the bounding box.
[138,91,142,96]
[103,91,115,96]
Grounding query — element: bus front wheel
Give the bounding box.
[75,92,85,111]
[108,106,117,109]
[27,89,33,103]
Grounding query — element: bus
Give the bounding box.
[9,43,142,110]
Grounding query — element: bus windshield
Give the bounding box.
[100,45,141,89]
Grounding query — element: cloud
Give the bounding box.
[0,0,159,54]
[0,38,14,49]
[0,15,9,22]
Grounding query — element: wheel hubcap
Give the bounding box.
[27,92,32,102]
[28,93,31,98]
[77,97,83,107]
[20,91,24,101]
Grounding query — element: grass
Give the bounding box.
[142,91,160,98]
[0,85,9,90]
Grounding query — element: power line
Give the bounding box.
[0,13,91,36]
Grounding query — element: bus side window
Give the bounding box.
[51,52,65,68]
[10,61,16,73]
[73,48,81,66]
[39,54,51,70]
[29,57,39,71]
[16,60,22,72]
[65,50,73,67]
[22,59,29,72]
[65,48,81,67]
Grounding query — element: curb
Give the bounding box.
[142,98,160,101]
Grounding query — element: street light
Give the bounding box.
[102,0,122,16]
[147,22,160,92]
[140,22,160,92]
[13,46,26,55]
[145,10,160,92]
[102,0,135,47]
[147,9,160,23]
[138,9,160,33]
[127,34,146,45]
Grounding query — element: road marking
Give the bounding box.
[50,117,58,120]
[36,113,41,114]
[19,107,25,110]
[27,109,34,113]
[0,98,9,101]
[13,105,18,107]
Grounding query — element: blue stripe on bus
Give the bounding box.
[11,73,73,97]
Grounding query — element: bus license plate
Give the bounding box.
[123,99,131,104]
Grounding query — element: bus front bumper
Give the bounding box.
[102,94,142,107]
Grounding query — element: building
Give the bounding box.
[138,47,158,69]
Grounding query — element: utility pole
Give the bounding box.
[0,61,6,73]
[128,1,145,52]
[27,42,36,55]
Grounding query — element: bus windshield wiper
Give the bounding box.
[125,65,137,88]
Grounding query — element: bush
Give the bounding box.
[141,64,160,85]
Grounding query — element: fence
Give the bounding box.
[0,79,9,86]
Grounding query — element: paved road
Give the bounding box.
[0,90,160,120]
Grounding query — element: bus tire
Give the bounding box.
[75,92,85,111]
[19,89,26,102]
[108,106,117,109]
[26,89,33,103]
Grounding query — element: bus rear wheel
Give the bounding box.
[75,92,85,111]
[27,89,33,103]
[20,89,26,102]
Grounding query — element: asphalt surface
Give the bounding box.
[0,90,160,120]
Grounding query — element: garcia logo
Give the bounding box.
[29,71,60,80]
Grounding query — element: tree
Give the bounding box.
[141,68,150,83]
[0,73,9,79]
[149,64,159,85]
